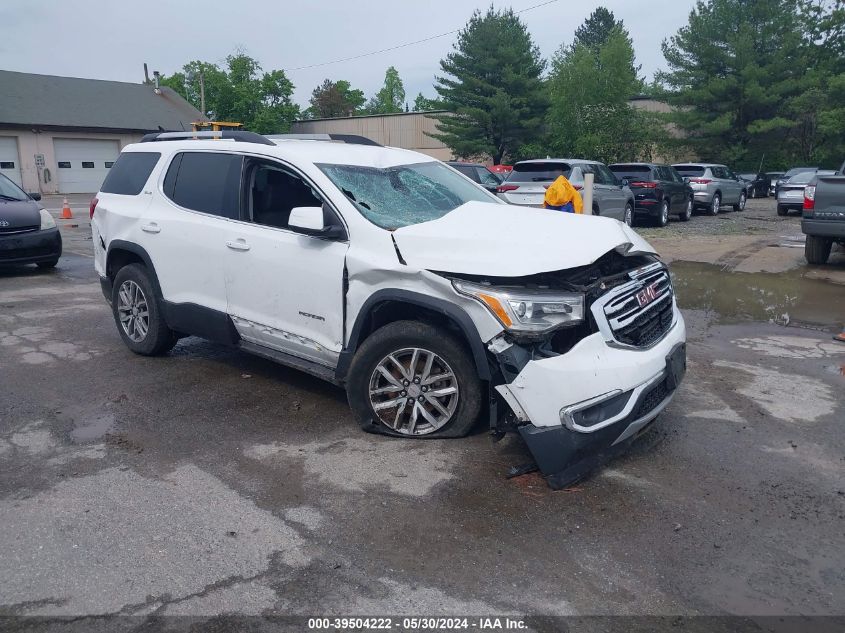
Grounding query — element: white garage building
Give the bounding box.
[0,70,201,194]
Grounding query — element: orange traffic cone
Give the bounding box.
[834,330,845,343]
[60,197,73,219]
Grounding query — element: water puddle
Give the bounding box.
[70,413,116,442]
[669,261,845,328]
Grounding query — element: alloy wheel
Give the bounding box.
[117,280,149,342]
[368,347,459,436]
[683,199,693,220]
[660,201,669,226]
[624,204,633,227]
[711,195,720,215]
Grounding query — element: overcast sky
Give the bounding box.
[0,0,696,109]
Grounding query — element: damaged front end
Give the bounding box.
[447,249,687,489]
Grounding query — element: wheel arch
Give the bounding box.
[337,289,492,382]
[106,240,164,300]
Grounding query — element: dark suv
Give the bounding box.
[609,163,693,227]
[446,161,502,193]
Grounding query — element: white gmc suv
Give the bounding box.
[91,131,686,488]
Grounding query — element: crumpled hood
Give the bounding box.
[392,201,658,276]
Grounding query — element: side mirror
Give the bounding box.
[682,176,690,183]
[621,178,629,187]
[288,206,345,239]
[28,192,42,201]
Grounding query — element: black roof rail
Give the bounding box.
[266,133,382,147]
[139,130,275,146]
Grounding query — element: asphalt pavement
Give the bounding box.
[1,197,843,624]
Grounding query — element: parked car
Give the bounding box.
[777,169,836,216]
[802,160,845,264]
[446,161,502,193]
[672,163,746,215]
[609,163,693,226]
[91,131,686,489]
[774,167,819,198]
[497,159,635,225]
[766,171,784,196]
[0,173,61,269]
[738,172,769,198]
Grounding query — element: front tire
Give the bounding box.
[709,193,721,216]
[37,259,58,269]
[805,235,832,265]
[733,192,746,211]
[111,264,177,356]
[679,197,692,221]
[623,203,633,227]
[347,321,482,439]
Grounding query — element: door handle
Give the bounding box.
[226,239,250,252]
[141,223,160,234]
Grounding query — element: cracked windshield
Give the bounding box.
[318,161,497,229]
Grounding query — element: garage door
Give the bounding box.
[0,136,23,188]
[54,138,120,194]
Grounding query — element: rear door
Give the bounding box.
[223,157,349,367]
[139,150,241,313]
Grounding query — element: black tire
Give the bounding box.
[679,197,692,221]
[805,235,832,265]
[111,263,177,356]
[36,259,58,269]
[777,205,788,216]
[656,199,670,227]
[709,193,721,216]
[346,320,482,439]
[733,192,746,211]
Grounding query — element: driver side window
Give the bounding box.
[247,160,325,230]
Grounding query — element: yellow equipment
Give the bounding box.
[191,121,243,132]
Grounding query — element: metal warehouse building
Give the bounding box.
[291,111,453,161]
[0,70,200,195]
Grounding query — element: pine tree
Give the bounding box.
[432,7,546,164]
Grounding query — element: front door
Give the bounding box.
[224,158,349,368]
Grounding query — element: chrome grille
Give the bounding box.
[601,265,674,348]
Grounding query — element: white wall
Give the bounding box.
[0,128,142,194]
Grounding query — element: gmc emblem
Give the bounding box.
[636,281,661,308]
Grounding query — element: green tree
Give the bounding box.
[432,7,546,164]
[573,7,624,50]
[366,67,406,114]
[412,93,440,111]
[160,53,299,133]
[658,0,808,168]
[307,79,366,118]
[545,25,651,163]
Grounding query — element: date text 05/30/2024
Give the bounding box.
[307,617,528,630]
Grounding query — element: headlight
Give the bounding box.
[39,209,56,230]
[453,280,584,334]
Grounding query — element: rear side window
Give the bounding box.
[510,162,572,182]
[163,152,243,220]
[99,152,161,195]
[674,165,705,177]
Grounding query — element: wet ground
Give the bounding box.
[1,197,844,622]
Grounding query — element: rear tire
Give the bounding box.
[777,205,788,216]
[805,235,832,265]
[111,264,177,356]
[347,320,482,439]
[623,203,633,227]
[656,199,670,227]
[709,193,721,216]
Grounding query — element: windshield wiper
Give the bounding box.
[0,194,25,201]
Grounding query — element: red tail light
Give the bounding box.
[803,185,815,210]
[496,184,519,193]
[89,197,98,220]
[630,181,658,188]
[689,178,711,184]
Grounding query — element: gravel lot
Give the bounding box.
[1,195,843,627]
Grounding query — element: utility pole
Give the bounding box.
[199,72,207,120]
